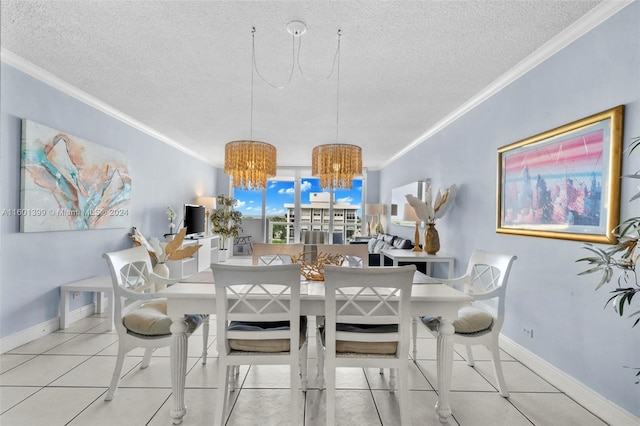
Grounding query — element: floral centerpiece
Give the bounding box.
[211,195,243,251]
[406,181,457,254]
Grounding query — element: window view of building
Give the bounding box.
[233,173,363,244]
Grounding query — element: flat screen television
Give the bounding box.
[183,204,205,238]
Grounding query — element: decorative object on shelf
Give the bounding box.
[166,206,176,235]
[128,227,201,289]
[577,134,639,382]
[403,204,422,252]
[497,105,623,243]
[196,196,217,236]
[291,252,345,281]
[366,203,385,235]
[211,195,243,256]
[406,181,457,255]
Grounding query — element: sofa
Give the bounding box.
[358,233,414,267]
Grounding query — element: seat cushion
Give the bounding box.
[227,316,308,353]
[123,299,204,337]
[422,307,494,335]
[321,323,399,355]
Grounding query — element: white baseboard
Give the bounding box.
[500,334,639,426]
[0,302,96,354]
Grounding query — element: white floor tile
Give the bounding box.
[0,354,36,374]
[49,355,142,387]
[449,391,533,426]
[0,386,41,414]
[0,354,90,386]
[0,387,104,426]
[372,389,460,426]
[44,333,119,355]
[226,388,305,425]
[508,392,607,425]
[416,360,496,392]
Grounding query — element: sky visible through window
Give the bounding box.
[234,178,363,219]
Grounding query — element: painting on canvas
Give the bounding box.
[20,120,131,232]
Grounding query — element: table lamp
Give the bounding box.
[196,196,217,236]
[403,204,422,252]
[366,204,384,235]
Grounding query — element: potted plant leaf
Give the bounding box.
[577,135,639,382]
[211,195,243,261]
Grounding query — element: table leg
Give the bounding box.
[60,290,70,329]
[436,317,455,423]
[170,316,189,425]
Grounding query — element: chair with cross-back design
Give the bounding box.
[419,249,517,397]
[315,243,369,268]
[102,246,208,401]
[211,263,307,426]
[323,264,416,425]
[251,243,305,266]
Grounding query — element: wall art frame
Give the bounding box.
[20,119,132,232]
[497,105,623,243]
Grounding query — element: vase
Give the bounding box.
[152,262,170,291]
[424,223,440,255]
[168,221,175,235]
[218,249,228,263]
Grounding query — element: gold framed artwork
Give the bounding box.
[497,105,624,243]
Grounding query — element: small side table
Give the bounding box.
[60,275,113,330]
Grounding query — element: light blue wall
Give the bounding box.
[380,4,639,415]
[0,63,218,338]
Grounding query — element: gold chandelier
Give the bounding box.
[311,29,362,189]
[225,28,277,190]
[312,144,362,189]
[224,140,276,190]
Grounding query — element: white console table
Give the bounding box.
[167,235,219,278]
[381,249,454,278]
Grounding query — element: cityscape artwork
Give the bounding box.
[497,106,623,243]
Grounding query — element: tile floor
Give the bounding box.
[1,262,609,425]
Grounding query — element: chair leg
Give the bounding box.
[214,365,231,426]
[290,359,300,425]
[229,365,239,392]
[412,317,418,360]
[389,368,396,394]
[141,348,153,369]
[105,344,127,401]
[489,336,509,398]
[326,364,336,426]
[202,315,210,365]
[300,339,309,391]
[465,344,475,367]
[316,316,325,390]
[398,363,411,426]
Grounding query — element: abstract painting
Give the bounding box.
[20,120,131,232]
[497,106,623,243]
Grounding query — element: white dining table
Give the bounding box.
[161,269,472,425]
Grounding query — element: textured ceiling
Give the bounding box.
[1,1,607,169]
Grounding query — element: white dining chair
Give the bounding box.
[418,249,517,397]
[315,243,369,267]
[211,263,307,426]
[323,265,416,425]
[102,246,209,401]
[251,243,305,265]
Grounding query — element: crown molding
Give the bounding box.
[381,0,634,169]
[0,47,214,167]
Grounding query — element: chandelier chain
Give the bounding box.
[251,27,341,90]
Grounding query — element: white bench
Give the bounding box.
[60,275,113,330]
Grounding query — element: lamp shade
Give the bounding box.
[366,203,384,215]
[403,204,420,222]
[225,140,277,190]
[312,144,362,189]
[196,197,217,211]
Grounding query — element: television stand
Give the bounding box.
[166,235,219,278]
